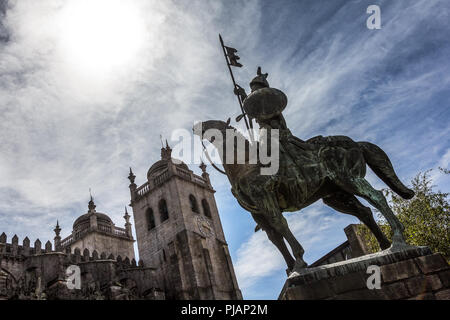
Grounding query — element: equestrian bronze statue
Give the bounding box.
[194,67,415,274]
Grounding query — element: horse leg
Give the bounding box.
[268,213,308,271]
[249,178,307,270]
[323,191,390,250]
[336,177,408,249]
[267,228,296,273]
[251,213,296,272]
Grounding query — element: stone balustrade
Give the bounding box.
[134,166,210,199]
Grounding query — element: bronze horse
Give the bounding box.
[194,119,415,273]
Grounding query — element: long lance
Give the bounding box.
[219,34,254,142]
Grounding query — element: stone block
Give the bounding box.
[407,293,436,300]
[285,279,332,300]
[379,282,410,300]
[434,289,450,300]
[280,247,447,300]
[333,287,380,300]
[380,259,420,283]
[329,271,367,294]
[437,270,450,288]
[333,281,410,300]
[414,253,449,274]
[405,274,442,296]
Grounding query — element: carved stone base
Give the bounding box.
[279,246,450,300]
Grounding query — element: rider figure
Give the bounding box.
[234,67,315,159]
[234,68,321,207]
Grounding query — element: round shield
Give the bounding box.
[243,87,287,120]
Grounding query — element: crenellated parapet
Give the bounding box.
[0,232,59,259]
[64,247,144,269]
[0,232,144,270]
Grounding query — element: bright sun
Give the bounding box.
[59,0,145,74]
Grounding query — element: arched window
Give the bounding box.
[189,195,199,213]
[202,199,211,217]
[147,208,155,230]
[159,199,169,222]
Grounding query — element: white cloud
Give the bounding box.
[428,148,450,188]
[0,0,261,233]
[233,228,283,289]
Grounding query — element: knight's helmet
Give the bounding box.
[249,67,270,92]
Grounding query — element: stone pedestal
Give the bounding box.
[279,246,450,300]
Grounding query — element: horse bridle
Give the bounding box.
[201,139,227,175]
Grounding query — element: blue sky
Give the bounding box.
[0,0,449,299]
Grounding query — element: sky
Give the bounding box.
[0,0,449,299]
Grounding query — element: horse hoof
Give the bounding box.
[290,259,308,274]
[387,243,415,253]
[387,238,413,252]
[380,241,391,250]
[285,267,293,276]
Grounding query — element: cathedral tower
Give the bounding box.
[128,143,242,300]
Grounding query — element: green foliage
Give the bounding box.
[357,169,450,259]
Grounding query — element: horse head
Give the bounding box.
[193,118,231,140]
[193,118,257,177]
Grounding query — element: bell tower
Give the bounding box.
[128,143,242,300]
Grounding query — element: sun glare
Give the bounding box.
[58,0,145,75]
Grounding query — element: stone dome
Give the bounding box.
[147,159,189,179]
[147,142,189,179]
[73,196,114,230]
[73,212,113,230]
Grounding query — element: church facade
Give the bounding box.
[0,144,242,300]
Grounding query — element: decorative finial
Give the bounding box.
[54,220,61,236]
[124,206,130,221]
[88,190,96,212]
[123,206,132,238]
[199,161,207,173]
[161,140,172,160]
[128,167,136,184]
[199,156,210,185]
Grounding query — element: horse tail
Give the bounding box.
[358,141,415,199]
